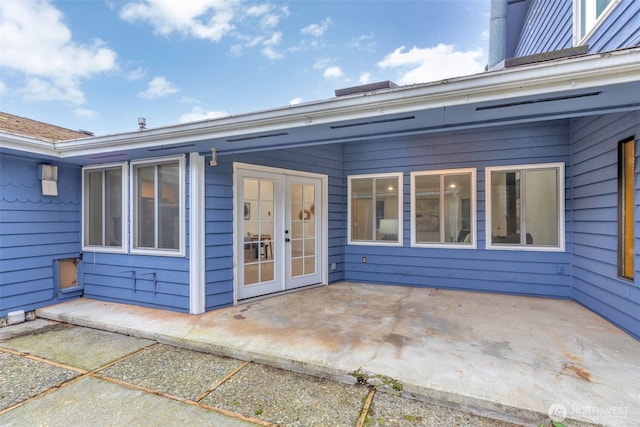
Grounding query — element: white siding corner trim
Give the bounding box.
[189,153,205,314]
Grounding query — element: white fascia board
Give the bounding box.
[45,46,640,159]
[0,131,59,158]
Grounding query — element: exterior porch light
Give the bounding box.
[209,148,218,167]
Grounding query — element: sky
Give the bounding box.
[0,0,490,136]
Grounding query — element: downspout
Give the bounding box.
[488,0,508,70]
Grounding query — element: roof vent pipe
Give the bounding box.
[488,0,508,70]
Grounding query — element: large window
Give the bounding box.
[348,173,402,245]
[131,156,185,255]
[486,163,565,251]
[411,169,476,248]
[82,163,127,252]
[618,138,635,280]
[574,0,617,45]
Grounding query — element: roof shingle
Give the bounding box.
[0,112,92,141]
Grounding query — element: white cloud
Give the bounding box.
[289,97,302,106]
[0,0,117,104]
[127,66,147,81]
[118,0,290,60]
[359,72,372,84]
[74,108,98,119]
[323,66,344,80]
[377,44,485,85]
[262,46,283,60]
[138,76,179,98]
[301,17,332,37]
[120,0,238,42]
[349,33,375,52]
[179,106,228,123]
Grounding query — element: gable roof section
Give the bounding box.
[0,112,91,142]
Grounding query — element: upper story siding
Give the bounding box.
[513,0,572,57]
[512,0,640,58]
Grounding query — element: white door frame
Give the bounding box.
[233,162,328,304]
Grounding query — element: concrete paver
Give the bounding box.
[97,344,245,401]
[201,362,369,426]
[0,351,78,410]
[0,321,153,371]
[0,376,257,427]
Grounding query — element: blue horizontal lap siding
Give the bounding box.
[513,0,572,57]
[344,121,572,298]
[82,252,190,312]
[203,145,345,310]
[587,1,640,53]
[0,155,81,316]
[570,111,640,338]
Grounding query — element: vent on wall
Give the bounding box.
[330,115,415,130]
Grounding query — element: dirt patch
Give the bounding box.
[0,322,72,342]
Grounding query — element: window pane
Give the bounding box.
[86,171,103,246]
[105,169,122,247]
[158,163,179,249]
[415,175,440,243]
[444,174,472,243]
[137,165,156,248]
[619,139,635,279]
[351,178,373,241]
[376,178,399,240]
[524,169,558,246]
[491,171,520,244]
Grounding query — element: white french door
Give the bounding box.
[235,165,324,300]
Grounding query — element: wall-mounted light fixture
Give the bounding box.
[38,164,58,196]
[209,148,218,167]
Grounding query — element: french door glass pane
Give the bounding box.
[243,178,275,285]
[291,183,315,277]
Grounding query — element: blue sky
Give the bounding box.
[0,0,490,136]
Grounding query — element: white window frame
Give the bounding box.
[573,0,619,46]
[130,155,186,257]
[410,168,476,249]
[348,172,403,246]
[485,162,565,252]
[81,162,128,254]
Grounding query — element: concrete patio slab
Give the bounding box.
[36,282,640,426]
